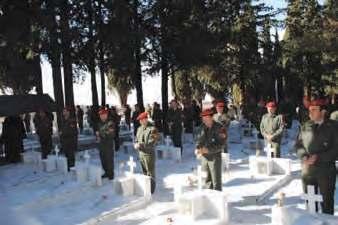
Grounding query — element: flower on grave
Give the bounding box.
[166,217,173,223]
[102,195,108,200]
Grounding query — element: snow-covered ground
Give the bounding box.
[0,120,337,225]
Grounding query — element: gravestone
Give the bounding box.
[301,185,323,214]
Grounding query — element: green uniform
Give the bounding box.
[97,120,115,179]
[135,123,159,194]
[196,122,226,191]
[167,108,183,150]
[213,113,230,153]
[60,117,78,169]
[260,113,284,158]
[295,119,338,215]
[34,114,53,159]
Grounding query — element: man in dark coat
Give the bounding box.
[76,105,84,134]
[1,116,26,163]
[34,109,53,159]
[59,107,78,169]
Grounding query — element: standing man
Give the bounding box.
[195,109,227,191]
[59,107,78,169]
[295,99,338,215]
[134,112,160,194]
[213,101,231,153]
[34,109,53,159]
[76,105,84,134]
[167,100,183,154]
[124,104,131,130]
[260,101,284,158]
[96,108,115,180]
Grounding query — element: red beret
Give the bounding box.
[216,101,225,108]
[309,99,327,107]
[200,108,214,117]
[98,108,109,115]
[266,101,277,108]
[137,112,148,120]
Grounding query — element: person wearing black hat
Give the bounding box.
[295,99,338,215]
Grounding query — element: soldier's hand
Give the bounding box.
[134,143,140,150]
[308,154,318,165]
[194,149,201,156]
[201,147,209,155]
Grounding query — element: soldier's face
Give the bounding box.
[309,106,324,122]
[216,106,224,114]
[100,114,108,121]
[140,118,148,126]
[202,116,213,127]
[267,107,276,114]
[63,109,70,118]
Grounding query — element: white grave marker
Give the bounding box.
[127,156,137,175]
[301,185,323,214]
[197,166,207,191]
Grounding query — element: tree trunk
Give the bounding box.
[99,51,106,106]
[47,1,64,130]
[161,52,169,135]
[60,1,75,109]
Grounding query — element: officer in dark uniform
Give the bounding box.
[134,112,160,194]
[195,108,227,191]
[34,109,53,159]
[295,99,338,215]
[96,108,115,180]
[59,107,78,169]
[167,100,183,154]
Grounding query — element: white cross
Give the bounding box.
[127,156,136,175]
[197,165,207,191]
[301,185,323,214]
[84,150,91,166]
[265,143,274,158]
[54,145,60,158]
[165,136,171,146]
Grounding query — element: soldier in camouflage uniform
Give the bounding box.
[260,101,284,158]
[167,100,183,154]
[96,108,115,180]
[59,107,78,169]
[195,108,227,191]
[134,112,160,194]
[213,101,231,153]
[295,99,338,215]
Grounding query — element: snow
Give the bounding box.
[0,120,337,225]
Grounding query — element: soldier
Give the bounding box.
[34,109,53,159]
[76,105,84,134]
[195,108,227,191]
[59,107,78,169]
[134,112,160,194]
[213,101,231,153]
[260,101,284,158]
[167,100,183,154]
[96,108,115,180]
[295,99,338,215]
[152,102,163,132]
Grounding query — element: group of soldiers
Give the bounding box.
[1,94,337,216]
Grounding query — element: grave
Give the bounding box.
[272,187,337,225]
[156,137,181,162]
[74,151,103,186]
[228,120,242,144]
[249,156,291,176]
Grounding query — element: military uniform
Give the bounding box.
[34,114,53,159]
[167,108,183,151]
[295,119,338,214]
[260,112,284,158]
[60,117,78,169]
[135,121,160,193]
[213,112,230,153]
[97,120,115,179]
[196,121,226,191]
